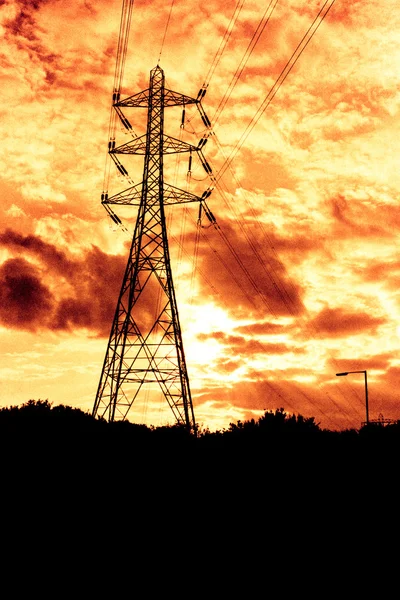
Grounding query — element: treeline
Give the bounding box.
[2,397,400,443]
[2,398,400,453]
[2,399,399,494]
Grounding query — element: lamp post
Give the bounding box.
[336,370,369,425]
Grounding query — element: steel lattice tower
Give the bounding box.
[93,65,213,433]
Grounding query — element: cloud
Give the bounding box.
[0,257,54,329]
[3,1,50,40]
[327,352,392,375]
[213,358,242,375]
[0,227,183,336]
[194,217,305,319]
[193,375,359,431]
[198,329,304,359]
[309,306,387,338]
[326,0,375,26]
[197,331,264,355]
[2,0,61,78]
[0,229,75,275]
[0,228,126,334]
[329,193,400,239]
[361,260,400,291]
[235,320,289,336]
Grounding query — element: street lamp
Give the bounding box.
[336,370,369,425]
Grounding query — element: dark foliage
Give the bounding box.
[1,400,399,502]
[2,399,400,450]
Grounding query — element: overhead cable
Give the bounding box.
[215,0,337,182]
[212,0,278,127]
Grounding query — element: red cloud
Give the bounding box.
[310,306,386,338]
[0,229,126,335]
[362,260,400,291]
[213,358,242,374]
[194,374,363,432]
[328,353,392,375]
[198,330,303,358]
[0,258,54,329]
[235,321,289,335]
[330,194,400,239]
[194,217,305,319]
[323,1,363,25]
[0,229,75,276]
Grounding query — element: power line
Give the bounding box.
[202,0,246,90]
[100,0,355,430]
[215,0,337,183]
[212,0,278,127]
[158,0,175,66]
[180,0,357,427]
[103,0,135,196]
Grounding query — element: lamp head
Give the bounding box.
[336,372,348,376]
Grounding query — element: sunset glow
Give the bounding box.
[1,0,399,431]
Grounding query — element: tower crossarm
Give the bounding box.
[116,89,150,108]
[116,88,197,109]
[111,135,147,154]
[163,183,202,205]
[162,135,197,154]
[112,135,197,155]
[163,88,198,107]
[104,182,202,206]
[102,183,142,205]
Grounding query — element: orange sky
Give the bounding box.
[0,0,399,431]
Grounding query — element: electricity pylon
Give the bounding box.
[92,65,214,433]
